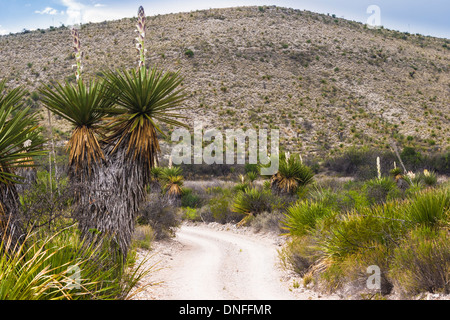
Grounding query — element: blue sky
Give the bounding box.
[0,0,448,38]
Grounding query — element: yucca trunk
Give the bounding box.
[81,121,160,257]
[0,168,23,246]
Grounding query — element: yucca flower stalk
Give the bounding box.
[71,28,83,82]
[135,6,147,70]
[377,156,381,179]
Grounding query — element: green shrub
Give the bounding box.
[363,177,399,205]
[207,188,243,223]
[279,236,319,276]
[0,228,151,300]
[390,226,450,295]
[138,195,181,240]
[317,202,406,264]
[181,207,201,221]
[132,225,154,250]
[181,188,201,208]
[271,154,314,194]
[283,200,331,236]
[231,187,272,217]
[405,188,450,227]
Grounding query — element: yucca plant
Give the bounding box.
[88,6,188,257]
[283,200,331,236]
[160,167,184,199]
[0,225,152,300]
[103,66,187,183]
[231,187,272,225]
[39,79,114,182]
[271,153,314,194]
[405,187,450,227]
[0,80,45,243]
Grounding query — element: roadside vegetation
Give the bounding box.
[0,5,448,300]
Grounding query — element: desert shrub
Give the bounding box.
[400,146,423,170]
[321,243,393,295]
[0,227,151,300]
[137,194,181,240]
[182,207,202,222]
[390,226,450,295]
[18,171,75,233]
[282,184,449,297]
[181,188,202,208]
[283,200,331,236]
[405,187,450,227]
[428,151,450,175]
[316,202,407,264]
[231,187,273,217]
[132,225,154,250]
[271,154,315,194]
[250,210,284,233]
[308,183,370,213]
[363,177,399,205]
[414,170,438,187]
[244,163,259,174]
[279,236,319,276]
[207,188,243,223]
[324,147,397,179]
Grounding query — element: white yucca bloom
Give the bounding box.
[406,171,416,180]
[23,139,32,148]
[423,169,430,177]
[377,156,381,179]
[135,6,147,70]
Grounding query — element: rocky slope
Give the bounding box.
[0,6,448,158]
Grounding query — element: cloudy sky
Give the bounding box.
[0,0,448,38]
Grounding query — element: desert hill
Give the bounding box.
[0,5,448,158]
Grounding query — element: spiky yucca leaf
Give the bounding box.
[103,67,187,185]
[39,79,114,177]
[160,167,184,198]
[0,80,44,184]
[271,154,315,194]
[0,80,45,244]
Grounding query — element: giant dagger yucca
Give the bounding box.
[103,67,187,185]
[39,28,114,182]
[39,79,114,180]
[88,6,188,258]
[0,80,45,242]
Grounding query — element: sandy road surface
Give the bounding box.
[134,223,333,300]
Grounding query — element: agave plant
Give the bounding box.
[0,80,45,243]
[271,153,315,194]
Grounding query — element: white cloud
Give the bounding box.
[35,7,59,15]
[59,0,135,26]
[0,25,8,35]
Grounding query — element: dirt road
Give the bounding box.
[135,223,331,300]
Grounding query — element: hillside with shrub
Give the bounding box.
[0,6,449,160]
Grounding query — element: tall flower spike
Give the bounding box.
[71,28,83,82]
[135,6,146,70]
[377,156,381,179]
